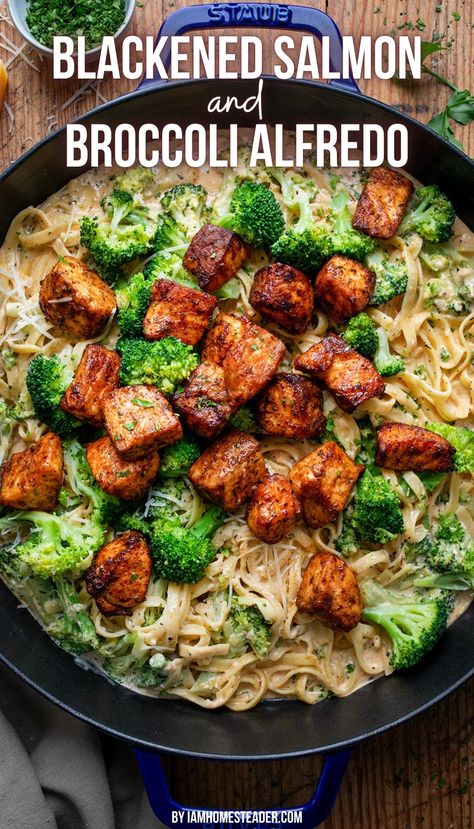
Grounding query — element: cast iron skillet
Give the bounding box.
[0,5,473,826]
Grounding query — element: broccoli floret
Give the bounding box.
[103,653,136,681]
[0,398,20,466]
[270,171,328,274]
[80,189,155,280]
[426,423,474,473]
[428,514,474,572]
[412,515,474,582]
[229,405,260,434]
[352,468,404,545]
[151,505,225,583]
[366,249,409,306]
[143,251,199,290]
[103,642,171,689]
[0,509,103,578]
[111,167,156,194]
[117,337,199,395]
[271,226,332,274]
[62,439,123,525]
[336,424,378,557]
[152,214,189,255]
[419,243,451,272]
[160,184,209,236]
[330,190,377,261]
[337,457,403,553]
[100,631,152,681]
[271,189,374,274]
[117,476,193,533]
[101,189,136,224]
[48,578,99,655]
[361,580,449,669]
[79,213,149,279]
[223,598,272,658]
[0,348,17,370]
[400,185,455,243]
[270,169,317,212]
[134,653,170,688]
[160,436,201,478]
[270,186,331,274]
[117,480,192,538]
[403,535,432,563]
[450,281,474,316]
[116,512,150,537]
[342,313,378,358]
[146,478,189,520]
[26,354,81,438]
[405,514,474,592]
[426,513,474,573]
[220,181,285,251]
[373,328,405,377]
[116,271,155,338]
[434,512,466,543]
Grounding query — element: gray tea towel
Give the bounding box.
[0,662,161,829]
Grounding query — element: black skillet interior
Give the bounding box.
[0,78,473,759]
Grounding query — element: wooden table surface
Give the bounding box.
[0,1,473,825]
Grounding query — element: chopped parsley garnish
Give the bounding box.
[26,0,126,50]
[197,397,218,410]
[420,38,474,150]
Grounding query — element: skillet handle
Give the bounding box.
[135,748,351,828]
[137,3,360,94]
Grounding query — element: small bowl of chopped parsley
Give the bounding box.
[8,0,136,62]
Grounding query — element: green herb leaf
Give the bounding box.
[427,109,464,150]
[420,40,446,62]
[446,89,474,125]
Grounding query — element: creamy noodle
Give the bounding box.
[0,139,473,710]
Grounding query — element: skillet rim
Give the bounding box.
[0,608,472,759]
[1,76,474,187]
